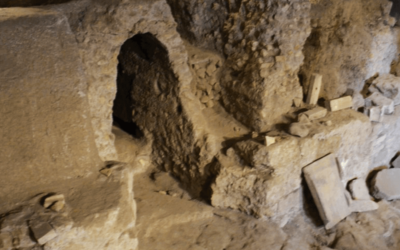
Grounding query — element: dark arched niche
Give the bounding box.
[113,33,170,139]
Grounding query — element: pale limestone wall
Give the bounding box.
[0,7,102,210]
[300,0,397,100]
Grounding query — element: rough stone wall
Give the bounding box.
[165,0,228,52]
[167,0,311,131]
[50,0,216,196]
[220,0,310,131]
[0,7,102,210]
[212,110,372,225]
[300,0,397,100]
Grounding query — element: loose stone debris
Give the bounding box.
[366,106,384,122]
[326,96,353,112]
[265,136,276,147]
[30,221,58,245]
[43,194,65,212]
[306,73,322,105]
[289,122,310,138]
[303,154,350,229]
[372,169,400,200]
[369,74,400,105]
[366,92,394,115]
[348,179,371,200]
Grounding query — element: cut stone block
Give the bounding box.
[348,179,370,200]
[30,222,57,245]
[299,107,327,121]
[289,123,310,138]
[50,200,65,212]
[350,200,379,213]
[366,92,394,115]
[369,74,400,105]
[44,194,65,209]
[326,96,353,112]
[372,169,400,200]
[303,154,350,229]
[366,106,384,122]
[306,73,323,105]
[392,155,400,168]
[265,136,276,147]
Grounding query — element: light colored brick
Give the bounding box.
[326,96,353,112]
[306,73,322,105]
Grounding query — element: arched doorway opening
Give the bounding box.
[113,32,168,139]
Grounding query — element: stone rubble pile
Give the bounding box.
[190,52,223,109]
[304,154,379,229]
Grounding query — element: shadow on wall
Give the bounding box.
[390,0,400,21]
[0,0,71,7]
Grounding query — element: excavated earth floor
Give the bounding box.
[113,125,400,250]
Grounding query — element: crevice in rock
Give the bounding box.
[301,177,324,228]
[298,27,321,97]
[199,157,221,204]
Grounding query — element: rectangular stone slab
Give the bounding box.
[301,106,327,120]
[303,154,350,229]
[0,8,102,208]
[326,96,353,112]
[306,73,322,105]
[30,222,57,245]
[367,106,384,122]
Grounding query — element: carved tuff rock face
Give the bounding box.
[1,0,400,249]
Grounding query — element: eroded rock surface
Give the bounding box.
[300,0,397,100]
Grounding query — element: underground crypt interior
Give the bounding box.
[2,0,400,249]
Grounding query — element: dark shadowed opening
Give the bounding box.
[0,0,71,7]
[113,33,165,139]
[389,0,400,20]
